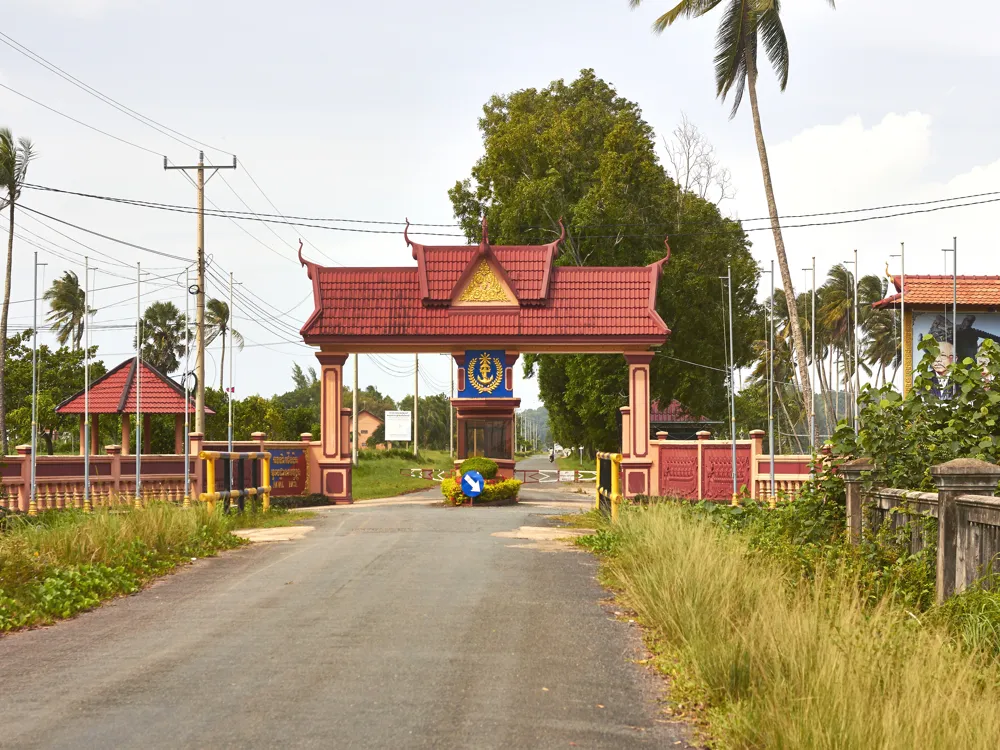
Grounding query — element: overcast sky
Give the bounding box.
[3,0,999,411]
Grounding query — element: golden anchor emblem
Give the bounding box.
[467,352,504,394]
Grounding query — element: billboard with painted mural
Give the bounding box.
[912,312,1000,397]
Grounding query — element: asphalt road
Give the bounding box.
[0,488,692,750]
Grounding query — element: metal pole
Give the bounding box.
[196,152,206,434]
[84,256,91,511]
[853,248,860,425]
[901,243,905,384]
[769,260,775,498]
[413,353,419,456]
[449,356,454,457]
[29,252,41,515]
[727,265,737,501]
[184,267,191,506]
[227,272,234,466]
[352,354,359,465]
[952,237,957,362]
[812,257,817,447]
[135,261,142,505]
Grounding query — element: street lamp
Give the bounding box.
[942,238,957,364]
[578,446,583,466]
[890,243,905,389]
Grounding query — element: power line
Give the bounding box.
[0,30,229,156]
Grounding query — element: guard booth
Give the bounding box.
[297,218,671,501]
[452,351,520,477]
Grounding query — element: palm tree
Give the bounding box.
[204,298,244,390]
[859,275,899,386]
[136,301,186,374]
[0,128,36,454]
[44,271,91,349]
[629,0,835,428]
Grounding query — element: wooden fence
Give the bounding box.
[842,458,1000,602]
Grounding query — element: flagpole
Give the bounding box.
[135,262,142,507]
[84,256,91,512]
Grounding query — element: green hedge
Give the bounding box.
[441,477,521,506]
[358,449,420,461]
[458,457,499,479]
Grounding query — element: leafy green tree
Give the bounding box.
[205,298,244,391]
[136,301,186,374]
[0,128,36,454]
[449,70,759,453]
[628,0,836,423]
[398,393,450,451]
[44,271,91,350]
[3,331,106,454]
[273,363,321,439]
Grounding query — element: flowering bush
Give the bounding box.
[441,477,521,506]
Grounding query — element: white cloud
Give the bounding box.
[728,111,1000,293]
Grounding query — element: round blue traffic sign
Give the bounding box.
[461,470,484,498]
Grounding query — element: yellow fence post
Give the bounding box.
[610,453,622,523]
[201,451,216,514]
[261,453,271,512]
[595,455,601,510]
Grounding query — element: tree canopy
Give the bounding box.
[449,69,759,452]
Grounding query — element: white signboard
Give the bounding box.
[384,410,412,442]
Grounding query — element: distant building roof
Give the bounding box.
[56,359,213,415]
[874,275,1000,309]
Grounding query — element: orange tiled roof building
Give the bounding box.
[874,275,1000,394]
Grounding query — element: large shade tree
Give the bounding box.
[628,0,837,432]
[44,271,91,350]
[449,70,760,453]
[0,128,36,454]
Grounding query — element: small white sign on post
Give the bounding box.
[384,410,413,442]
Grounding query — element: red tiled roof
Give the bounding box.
[299,262,669,343]
[56,359,212,415]
[649,400,711,423]
[874,275,1000,309]
[299,220,669,347]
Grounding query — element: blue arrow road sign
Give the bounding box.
[461,470,484,498]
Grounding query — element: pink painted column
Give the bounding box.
[174,415,185,455]
[189,432,204,499]
[316,352,352,501]
[105,444,122,494]
[121,413,131,456]
[78,415,86,456]
[16,444,31,512]
[620,352,654,497]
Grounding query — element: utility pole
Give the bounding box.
[165,151,237,433]
[84,256,91,513]
[765,260,775,501]
[726,265,737,505]
[29,252,46,516]
[184,267,191,508]
[413,354,419,456]
[812,257,817,446]
[891,243,905,388]
[352,354,359,466]
[853,248,859,425]
[135,261,142,507]
[228,271,234,459]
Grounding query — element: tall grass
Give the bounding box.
[0,504,245,631]
[606,504,1000,749]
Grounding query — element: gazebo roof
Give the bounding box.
[874,275,1000,309]
[298,220,671,352]
[56,359,213,415]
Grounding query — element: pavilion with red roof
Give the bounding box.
[299,218,671,501]
[874,274,1000,394]
[57,359,213,456]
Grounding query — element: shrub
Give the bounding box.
[358,448,419,461]
[458,456,498,479]
[441,477,521,506]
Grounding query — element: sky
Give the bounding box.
[3,0,1000,412]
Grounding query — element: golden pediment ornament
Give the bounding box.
[467,352,503,394]
[458,259,509,303]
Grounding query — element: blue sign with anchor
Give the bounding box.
[458,349,512,398]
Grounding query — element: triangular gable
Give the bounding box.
[56,358,211,415]
[450,252,519,306]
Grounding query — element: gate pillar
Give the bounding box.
[316,352,352,502]
[621,352,654,498]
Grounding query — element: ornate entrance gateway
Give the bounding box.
[298,220,670,501]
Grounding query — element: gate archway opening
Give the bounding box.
[298,219,670,502]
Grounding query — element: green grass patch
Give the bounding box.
[0,503,258,632]
[557,454,590,473]
[592,504,1000,748]
[352,448,454,501]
